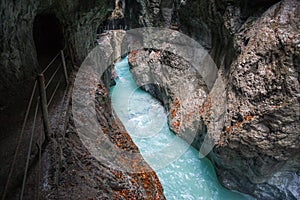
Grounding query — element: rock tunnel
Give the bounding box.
[33,14,65,68]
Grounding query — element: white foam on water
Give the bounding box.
[110,57,253,200]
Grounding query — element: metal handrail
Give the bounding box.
[45,63,61,89]
[3,47,71,200]
[48,75,63,107]
[20,100,39,199]
[41,51,60,74]
[2,80,37,200]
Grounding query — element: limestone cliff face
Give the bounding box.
[128,0,300,199]
[216,1,300,198]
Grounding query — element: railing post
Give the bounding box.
[60,50,69,85]
[38,74,51,140]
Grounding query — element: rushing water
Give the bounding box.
[110,57,252,200]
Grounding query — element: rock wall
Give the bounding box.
[1,25,166,199]
[1,0,299,199]
[129,49,209,150]
[124,0,163,28]
[0,1,166,199]
[55,31,165,200]
[127,0,300,199]
[0,0,111,195]
[0,0,111,104]
[215,1,300,199]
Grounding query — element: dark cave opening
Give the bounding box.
[33,14,65,69]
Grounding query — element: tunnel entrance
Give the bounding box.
[33,14,64,68]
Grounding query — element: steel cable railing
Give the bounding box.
[48,75,64,107]
[41,52,61,74]
[20,101,39,200]
[2,46,72,200]
[1,80,37,200]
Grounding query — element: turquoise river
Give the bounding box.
[110,57,253,200]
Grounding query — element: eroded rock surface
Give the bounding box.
[216,1,300,199]
[128,49,208,149]
[55,81,165,200]
[1,0,299,199]
[42,30,165,199]
[127,0,300,199]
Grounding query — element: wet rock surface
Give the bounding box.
[216,1,300,199]
[1,0,299,199]
[50,81,165,199]
[128,0,300,199]
[0,0,164,193]
[1,0,112,197]
[50,30,165,200]
[128,49,208,149]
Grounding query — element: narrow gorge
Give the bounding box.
[0,0,299,200]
